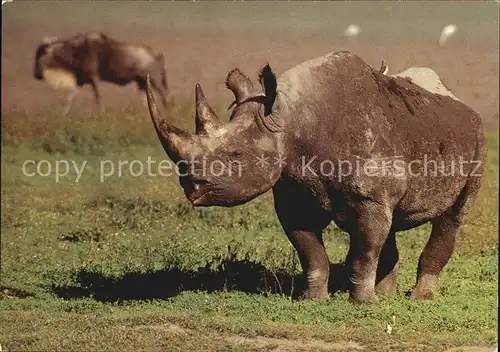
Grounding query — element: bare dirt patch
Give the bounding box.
[445,348,497,352]
[132,323,365,351]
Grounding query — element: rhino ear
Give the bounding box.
[258,63,277,116]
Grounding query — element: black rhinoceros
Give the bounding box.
[145,51,485,304]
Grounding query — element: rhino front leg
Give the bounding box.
[286,229,330,300]
[347,201,393,304]
[273,182,331,300]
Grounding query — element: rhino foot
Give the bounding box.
[375,277,397,295]
[295,287,329,301]
[348,291,379,305]
[375,264,399,295]
[307,289,330,301]
[410,286,438,300]
[410,274,439,300]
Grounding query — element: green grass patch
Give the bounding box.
[1,110,498,351]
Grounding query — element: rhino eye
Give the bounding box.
[192,178,209,185]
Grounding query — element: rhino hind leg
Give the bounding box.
[411,176,481,300]
[411,212,459,300]
[375,230,399,295]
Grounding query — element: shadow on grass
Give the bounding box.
[51,258,348,302]
[1,286,35,299]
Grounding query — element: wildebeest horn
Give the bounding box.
[195,84,221,136]
[225,69,255,104]
[145,74,196,162]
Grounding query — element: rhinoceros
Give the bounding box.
[145,51,485,303]
[378,60,460,101]
[34,32,169,115]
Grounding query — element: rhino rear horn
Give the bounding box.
[225,68,254,105]
[195,83,221,136]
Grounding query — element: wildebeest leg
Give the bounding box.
[140,91,148,107]
[272,181,331,300]
[138,77,167,107]
[152,77,169,107]
[347,201,392,304]
[375,230,399,294]
[89,78,103,114]
[62,89,78,116]
[137,79,149,107]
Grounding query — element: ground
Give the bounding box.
[1,2,498,351]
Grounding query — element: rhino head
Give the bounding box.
[145,65,285,207]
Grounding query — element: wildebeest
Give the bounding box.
[145,51,485,304]
[379,60,460,101]
[34,32,169,115]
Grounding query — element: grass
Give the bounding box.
[0,108,498,351]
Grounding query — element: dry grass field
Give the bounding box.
[2,2,499,121]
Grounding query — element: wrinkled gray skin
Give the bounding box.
[34,32,169,114]
[145,51,485,303]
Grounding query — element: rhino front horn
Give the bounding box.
[195,83,221,136]
[145,74,196,162]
